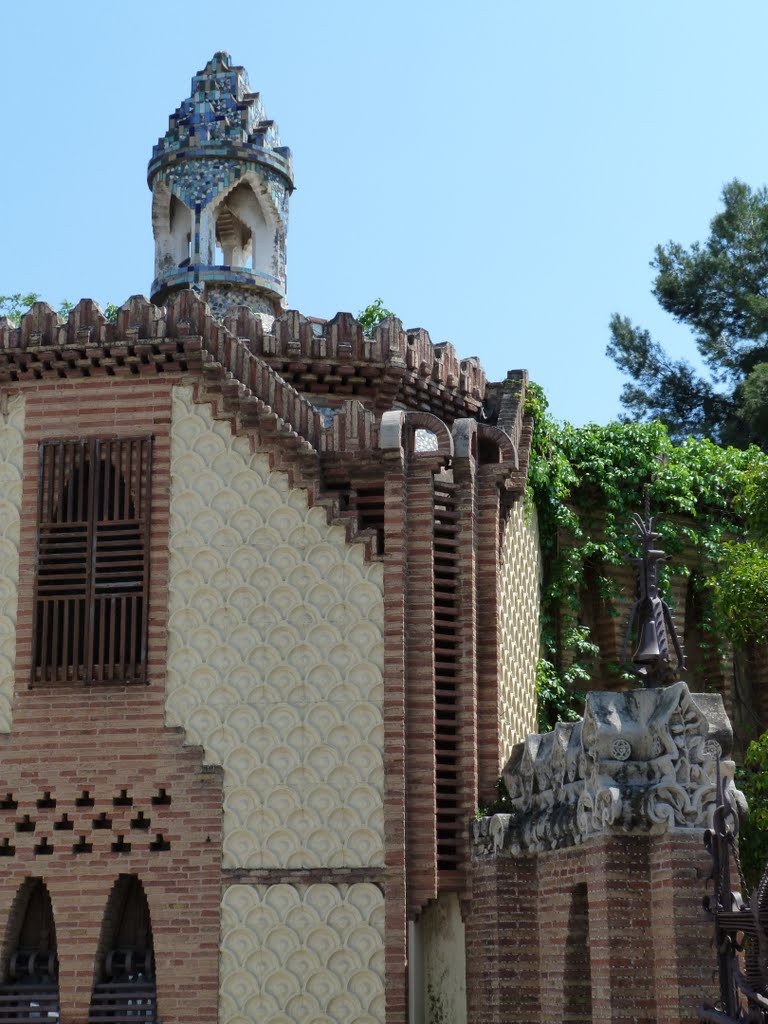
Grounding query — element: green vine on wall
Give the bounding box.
[525,381,768,731]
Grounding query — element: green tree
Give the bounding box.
[0,292,41,325]
[0,295,117,325]
[356,298,394,337]
[608,180,768,448]
[525,381,768,726]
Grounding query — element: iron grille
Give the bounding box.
[88,979,156,1023]
[32,438,152,685]
[0,983,59,1022]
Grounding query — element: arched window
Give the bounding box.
[169,196,192,267]
[89,875,156,1023]
[151,186,193,274]
[214,180,270,270]
[0,879,59,1022]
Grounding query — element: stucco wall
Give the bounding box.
[166,386,385,869]
[417,893,467,1024]
[498,500,541,764]
[220,883,385,1024]
[0,394,24,732]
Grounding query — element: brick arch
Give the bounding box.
[476,422,518,467]
[380,410,453,459]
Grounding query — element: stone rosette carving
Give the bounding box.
[472,682,741,857]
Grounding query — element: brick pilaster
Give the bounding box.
[466,856,539,1024]
[476,469,503,803]
[404,455,443,913]
[383,450,409,1024]
[649,831,715,1024]
[453,454,478,898]
[586,836,656,1024]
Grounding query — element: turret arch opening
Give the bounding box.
[212,177,274,272]
[0,878,59,1020]
[151,184,193,275]
[88,875,157,1022]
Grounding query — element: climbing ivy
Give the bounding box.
[736,736,768,889]
[525,382,768,729]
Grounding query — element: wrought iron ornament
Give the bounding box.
[700,760,768,1022]
[621,498,685,687]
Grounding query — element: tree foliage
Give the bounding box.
[356,298,394,337]
[0,293,43,325]
[737,734,768,889]
[608,180,768,447]
[0,294,117,325]
[525,382,768,728]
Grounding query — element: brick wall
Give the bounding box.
[466,833,713,1024]
[0,377,223,1024]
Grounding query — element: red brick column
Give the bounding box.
[383,450,409,1024]
[465,856,539,1024]
[404,455,442,914]
[586,836,656,1024]
[649,831,715,1024]
[537,846,592,1024]
[453,455,478,898]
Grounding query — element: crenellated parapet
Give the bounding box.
[472,682,740,857]
[222,308,487,416]
[0,294,506,447]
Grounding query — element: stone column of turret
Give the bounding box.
[147,51,293,324]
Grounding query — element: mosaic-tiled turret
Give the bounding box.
[148,52,293,322]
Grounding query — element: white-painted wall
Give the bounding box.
[414,894,467,1024]
[165,385,386,871]
[0,394,24,733]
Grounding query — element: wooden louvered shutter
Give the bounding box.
[32,437,152,685]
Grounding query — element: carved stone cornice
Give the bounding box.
[472,683,740,858]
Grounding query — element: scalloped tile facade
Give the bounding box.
[0,395,24,733]
[167,386,385,868]
[498,500,541,764]
[220,883,385,1024]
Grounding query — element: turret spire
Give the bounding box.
[147,52,293,323]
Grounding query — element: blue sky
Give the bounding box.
[1,1,767,426]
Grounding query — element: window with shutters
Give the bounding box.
[31,437,152,685]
